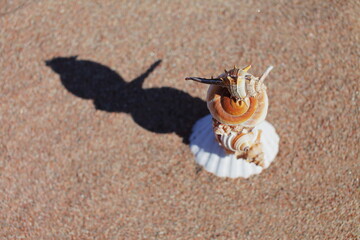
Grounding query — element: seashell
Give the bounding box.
[186,65,278,178]
[186,65,272,127]
[190,114,279,178]
[217,127,258,153]
[206,85,268,127]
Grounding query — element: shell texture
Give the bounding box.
[190,115,279,178]
[207,85,268,127]
[186,65,278,177]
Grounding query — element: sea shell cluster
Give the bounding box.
[189,114,279,178]
[186,65,274,167]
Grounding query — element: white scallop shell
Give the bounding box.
[190,114,280,178]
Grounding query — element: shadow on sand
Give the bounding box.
[45,56,208,143]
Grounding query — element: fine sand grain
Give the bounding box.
[1,0,359,239]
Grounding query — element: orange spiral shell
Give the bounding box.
[207,85,268,127]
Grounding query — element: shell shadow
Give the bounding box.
[45,56,208,144]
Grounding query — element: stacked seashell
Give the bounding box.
[186,65,273,167]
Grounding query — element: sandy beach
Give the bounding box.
[0,0,359,239]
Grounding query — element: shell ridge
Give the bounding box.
[187,66,279,178]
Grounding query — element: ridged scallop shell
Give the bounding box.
[207,85,268,127]
[190,114,279,178]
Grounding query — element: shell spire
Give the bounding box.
[185,65,268,101]
[242,65,251,72]
[185,77,223,85]
[259,65,273,83]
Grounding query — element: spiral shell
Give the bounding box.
[218,129,259,152]
[190,114,279,178]
[186,65,277,174]
[207,85,268,127]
